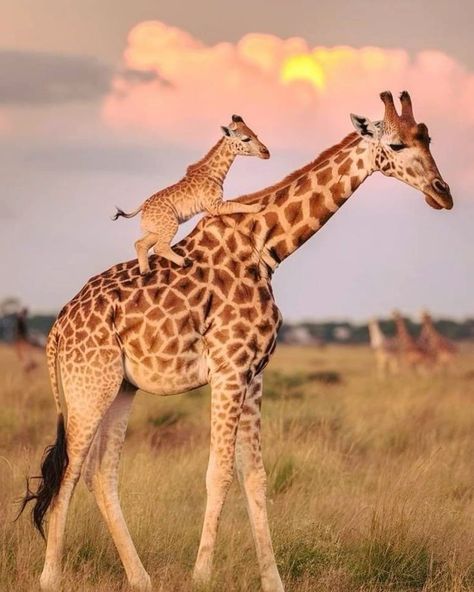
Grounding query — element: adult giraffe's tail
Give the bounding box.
[112,204,143,220]
[17,325,69,538]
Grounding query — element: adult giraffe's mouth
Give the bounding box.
[424,179,453,210]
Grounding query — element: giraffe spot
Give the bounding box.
[86,313,102,331]
[330,182,346,206]
[160,317,175,338]
[241,306,258,323]
[173,278,192,293]
[406,166,416,177]
[163,338,180,356]
[284,202,303,225]
[235,348,251,365]
[163,290,184,312]
[274,185,290,205]
[256,320,275,335]
[357,158,364,169]
[214,268,234,295]
[95,295,108,314]
[350,176,361,192]
[296,224,314,247]
[294,175,312,196]
[316,168,332,185]
[309,193,331,221]
[258,286,272,306]
[233,321,249,340]
[194,265,209,283]
[227,234,237,252]
[337,158,352,176]
[334,150,348,164]
[220,305,237,324]
[143,323,160,350]
[245,264,260,282]
[233,283,254,304]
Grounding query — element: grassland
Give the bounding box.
[1,343,474,591]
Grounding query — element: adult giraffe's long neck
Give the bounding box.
[395,317,415,348]
[187,137,236,186]
[237,132,376,269]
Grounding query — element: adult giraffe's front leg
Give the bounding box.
[193,370,248,586]
[235,376,284,592]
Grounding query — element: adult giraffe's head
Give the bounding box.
[351,91,453,210]
[221,114,270,159]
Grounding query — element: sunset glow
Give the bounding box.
[281,54,326,89]
[101,20,474,154]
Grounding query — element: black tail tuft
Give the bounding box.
[17,414,68,539]
[112,207,127,221]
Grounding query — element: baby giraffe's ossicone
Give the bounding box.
[113,115,270,274]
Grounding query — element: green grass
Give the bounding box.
[1,343,474,591]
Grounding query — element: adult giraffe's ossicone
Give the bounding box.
[20,91,453,592]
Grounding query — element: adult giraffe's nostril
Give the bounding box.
[432,178,449,195]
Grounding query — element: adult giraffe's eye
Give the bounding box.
[241,137,251,142]
[389,143,407,152]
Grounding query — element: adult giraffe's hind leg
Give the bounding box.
[235,376,284,592]
[40,351,124,592]
[83,382,151,592]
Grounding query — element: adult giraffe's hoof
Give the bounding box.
[39,569,61,592]
[192,566,212,590]
[129,572,152,591]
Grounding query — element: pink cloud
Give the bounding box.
[102,20,474,190]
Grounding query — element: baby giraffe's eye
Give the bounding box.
[241,137,251,142]
[389,143,407,152]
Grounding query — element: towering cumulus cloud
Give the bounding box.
[103,20,474,160]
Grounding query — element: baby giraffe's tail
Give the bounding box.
[112,204,143,220]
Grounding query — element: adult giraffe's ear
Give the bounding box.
[350,114,379,139]
[221,126,237,137]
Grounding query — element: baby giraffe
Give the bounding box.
[113,115,270,274]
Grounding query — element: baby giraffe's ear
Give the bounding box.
[350,114,379,139]
[221,126,236,137]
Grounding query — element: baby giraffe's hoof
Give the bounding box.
[183,258,193,268]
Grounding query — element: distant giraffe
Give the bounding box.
[114,115,269,273]
[393,310,430,371]
[418,310,457,370]
[368,318,399,376]
[21,91,453,592]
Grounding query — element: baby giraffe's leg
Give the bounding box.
[134,233,159,275]
[206,200,263,216]
[153,242,190,267]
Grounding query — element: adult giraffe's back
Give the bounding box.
[21,91,453,592]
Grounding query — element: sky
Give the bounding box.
[0,0,473,322]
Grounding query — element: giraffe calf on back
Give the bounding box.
[113,115,270,274]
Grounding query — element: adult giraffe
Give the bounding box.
[21,91,453,592]
[418,310,457,369]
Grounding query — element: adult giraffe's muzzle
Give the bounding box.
[424,177,453,210]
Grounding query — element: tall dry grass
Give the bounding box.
[1,343,474,591]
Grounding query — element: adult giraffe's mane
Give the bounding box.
[234,131,360,205]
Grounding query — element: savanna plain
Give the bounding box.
[1,343,474,592]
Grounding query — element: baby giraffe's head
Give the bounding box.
[351,91,453,210]
[221,115,270,159]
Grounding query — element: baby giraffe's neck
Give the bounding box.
[187,138,236,186]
